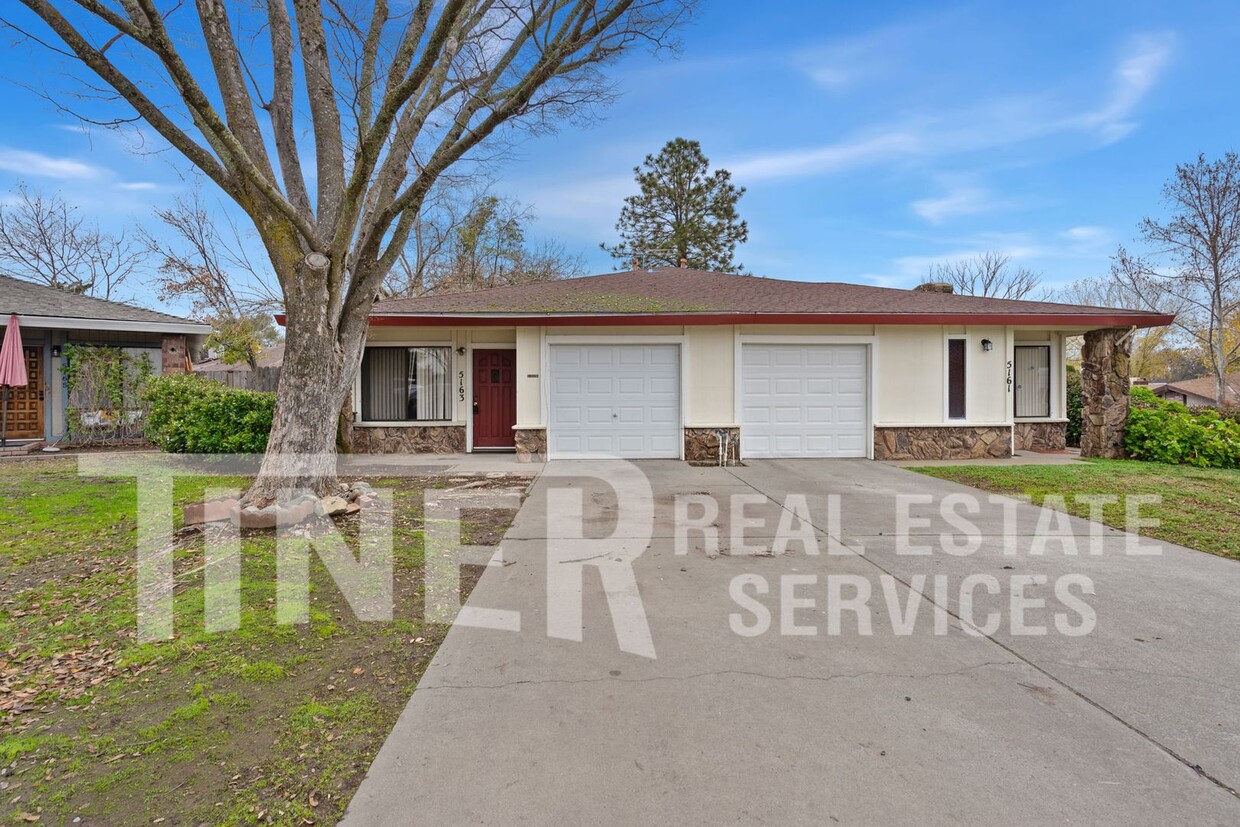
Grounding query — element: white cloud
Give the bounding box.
[911,187,995,224]
[1070,33,1176,143]
[116,181,159,191]
[734,31,1176,184]
[1062,225,1108,243]
[726,131,921,182]
[0,148,104,180]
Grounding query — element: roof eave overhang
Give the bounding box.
[14,314,211,335]
[344,311,1176,329]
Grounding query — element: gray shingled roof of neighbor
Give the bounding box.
[1155,371,1240,405]
[0,273,208,331]
[368,268,1174,327]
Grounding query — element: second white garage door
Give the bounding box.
[741,344,869,458]
[548,344,681,459]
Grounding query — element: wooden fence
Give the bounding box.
[198,366,281,392]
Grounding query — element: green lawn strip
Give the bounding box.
[0,459,523,826]
[912,459,1240,559]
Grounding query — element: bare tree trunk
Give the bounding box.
[245,272,363,505]
[1216,293,1227,405]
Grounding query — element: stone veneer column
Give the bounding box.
[1079,328,1131,459]
[514,428,547,462]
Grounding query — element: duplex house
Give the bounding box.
[348,268,1171,461]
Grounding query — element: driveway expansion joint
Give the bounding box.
[416,660,1023,692]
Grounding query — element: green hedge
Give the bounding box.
[144,373,275,454]
[1126,386,1240,468]
[1066,365,1082,448]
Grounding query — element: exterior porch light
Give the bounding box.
[51,345,61,358]
[980,338,993,352]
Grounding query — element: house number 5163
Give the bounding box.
[458,370,466,402]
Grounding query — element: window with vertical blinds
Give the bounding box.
[361,346,453,422]
[1014,345,1051,418]
[947,338,967,420]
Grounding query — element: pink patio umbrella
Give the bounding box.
[0,314,29,448]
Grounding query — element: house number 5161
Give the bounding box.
[1006,360,1013,390]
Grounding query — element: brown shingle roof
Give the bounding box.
[1155,371,1240,406]
[370,268,1172,326]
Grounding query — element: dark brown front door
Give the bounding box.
[472,349,516,449]
[3,346,44,440]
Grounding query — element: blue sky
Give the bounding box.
[0,0,1236,310]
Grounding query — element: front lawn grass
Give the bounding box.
[913,458,1240,559]
[0,457,525,826]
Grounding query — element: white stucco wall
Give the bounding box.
[360,322,1071,442]
[686,325,735,425]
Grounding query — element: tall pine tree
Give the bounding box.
[604,138,748,272]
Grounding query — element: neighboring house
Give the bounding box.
[0,274,209,444]
[339,267,1170,461]
[1151,372,1240,407]
[193,343,284,391]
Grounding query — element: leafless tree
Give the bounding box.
[4,1,691,502]
[0,185,142,300]
[928,252,1043,300]
[143,191,282,369]
[1058,276,1182,378]
[384,190,583,296]
[1111,153,1240,406]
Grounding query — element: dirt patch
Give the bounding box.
[0,465,530,826]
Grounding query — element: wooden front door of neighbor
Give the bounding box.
[3,347,44,440]
[472,349,516,448]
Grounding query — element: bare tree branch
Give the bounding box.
[0,184,144,301]
[927,252,1044,300]
[1111,153,1240,404]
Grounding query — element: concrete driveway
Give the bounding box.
[342,459,1240,825]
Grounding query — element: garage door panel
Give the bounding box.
[837,348,866,367]
[773,377,802,395]
[586,349,613,366]
[648,406,678,424]
[837,405,866,423]
[742,406,771,424]
[805,407,835,423]
[549,344,681,459]
[584,406,613,424]
[837,377,865,394]
[649,377,678,395]
[805,379,833,394]
[742,344,868,459]
[775,349,806,367]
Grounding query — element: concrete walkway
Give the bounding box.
[341,459,1240,825]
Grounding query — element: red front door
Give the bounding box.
[472,349,516,449]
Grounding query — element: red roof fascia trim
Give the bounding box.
[358,312,1175,329]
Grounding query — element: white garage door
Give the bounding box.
[741,344,869,458]
[548,344,681,459]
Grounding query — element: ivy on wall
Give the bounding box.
[61,344,154,444]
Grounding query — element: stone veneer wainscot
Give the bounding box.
[1013,421,1068,452]
[351,425,466,454]
[684,427,740,464]
[874,425,1013,460]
